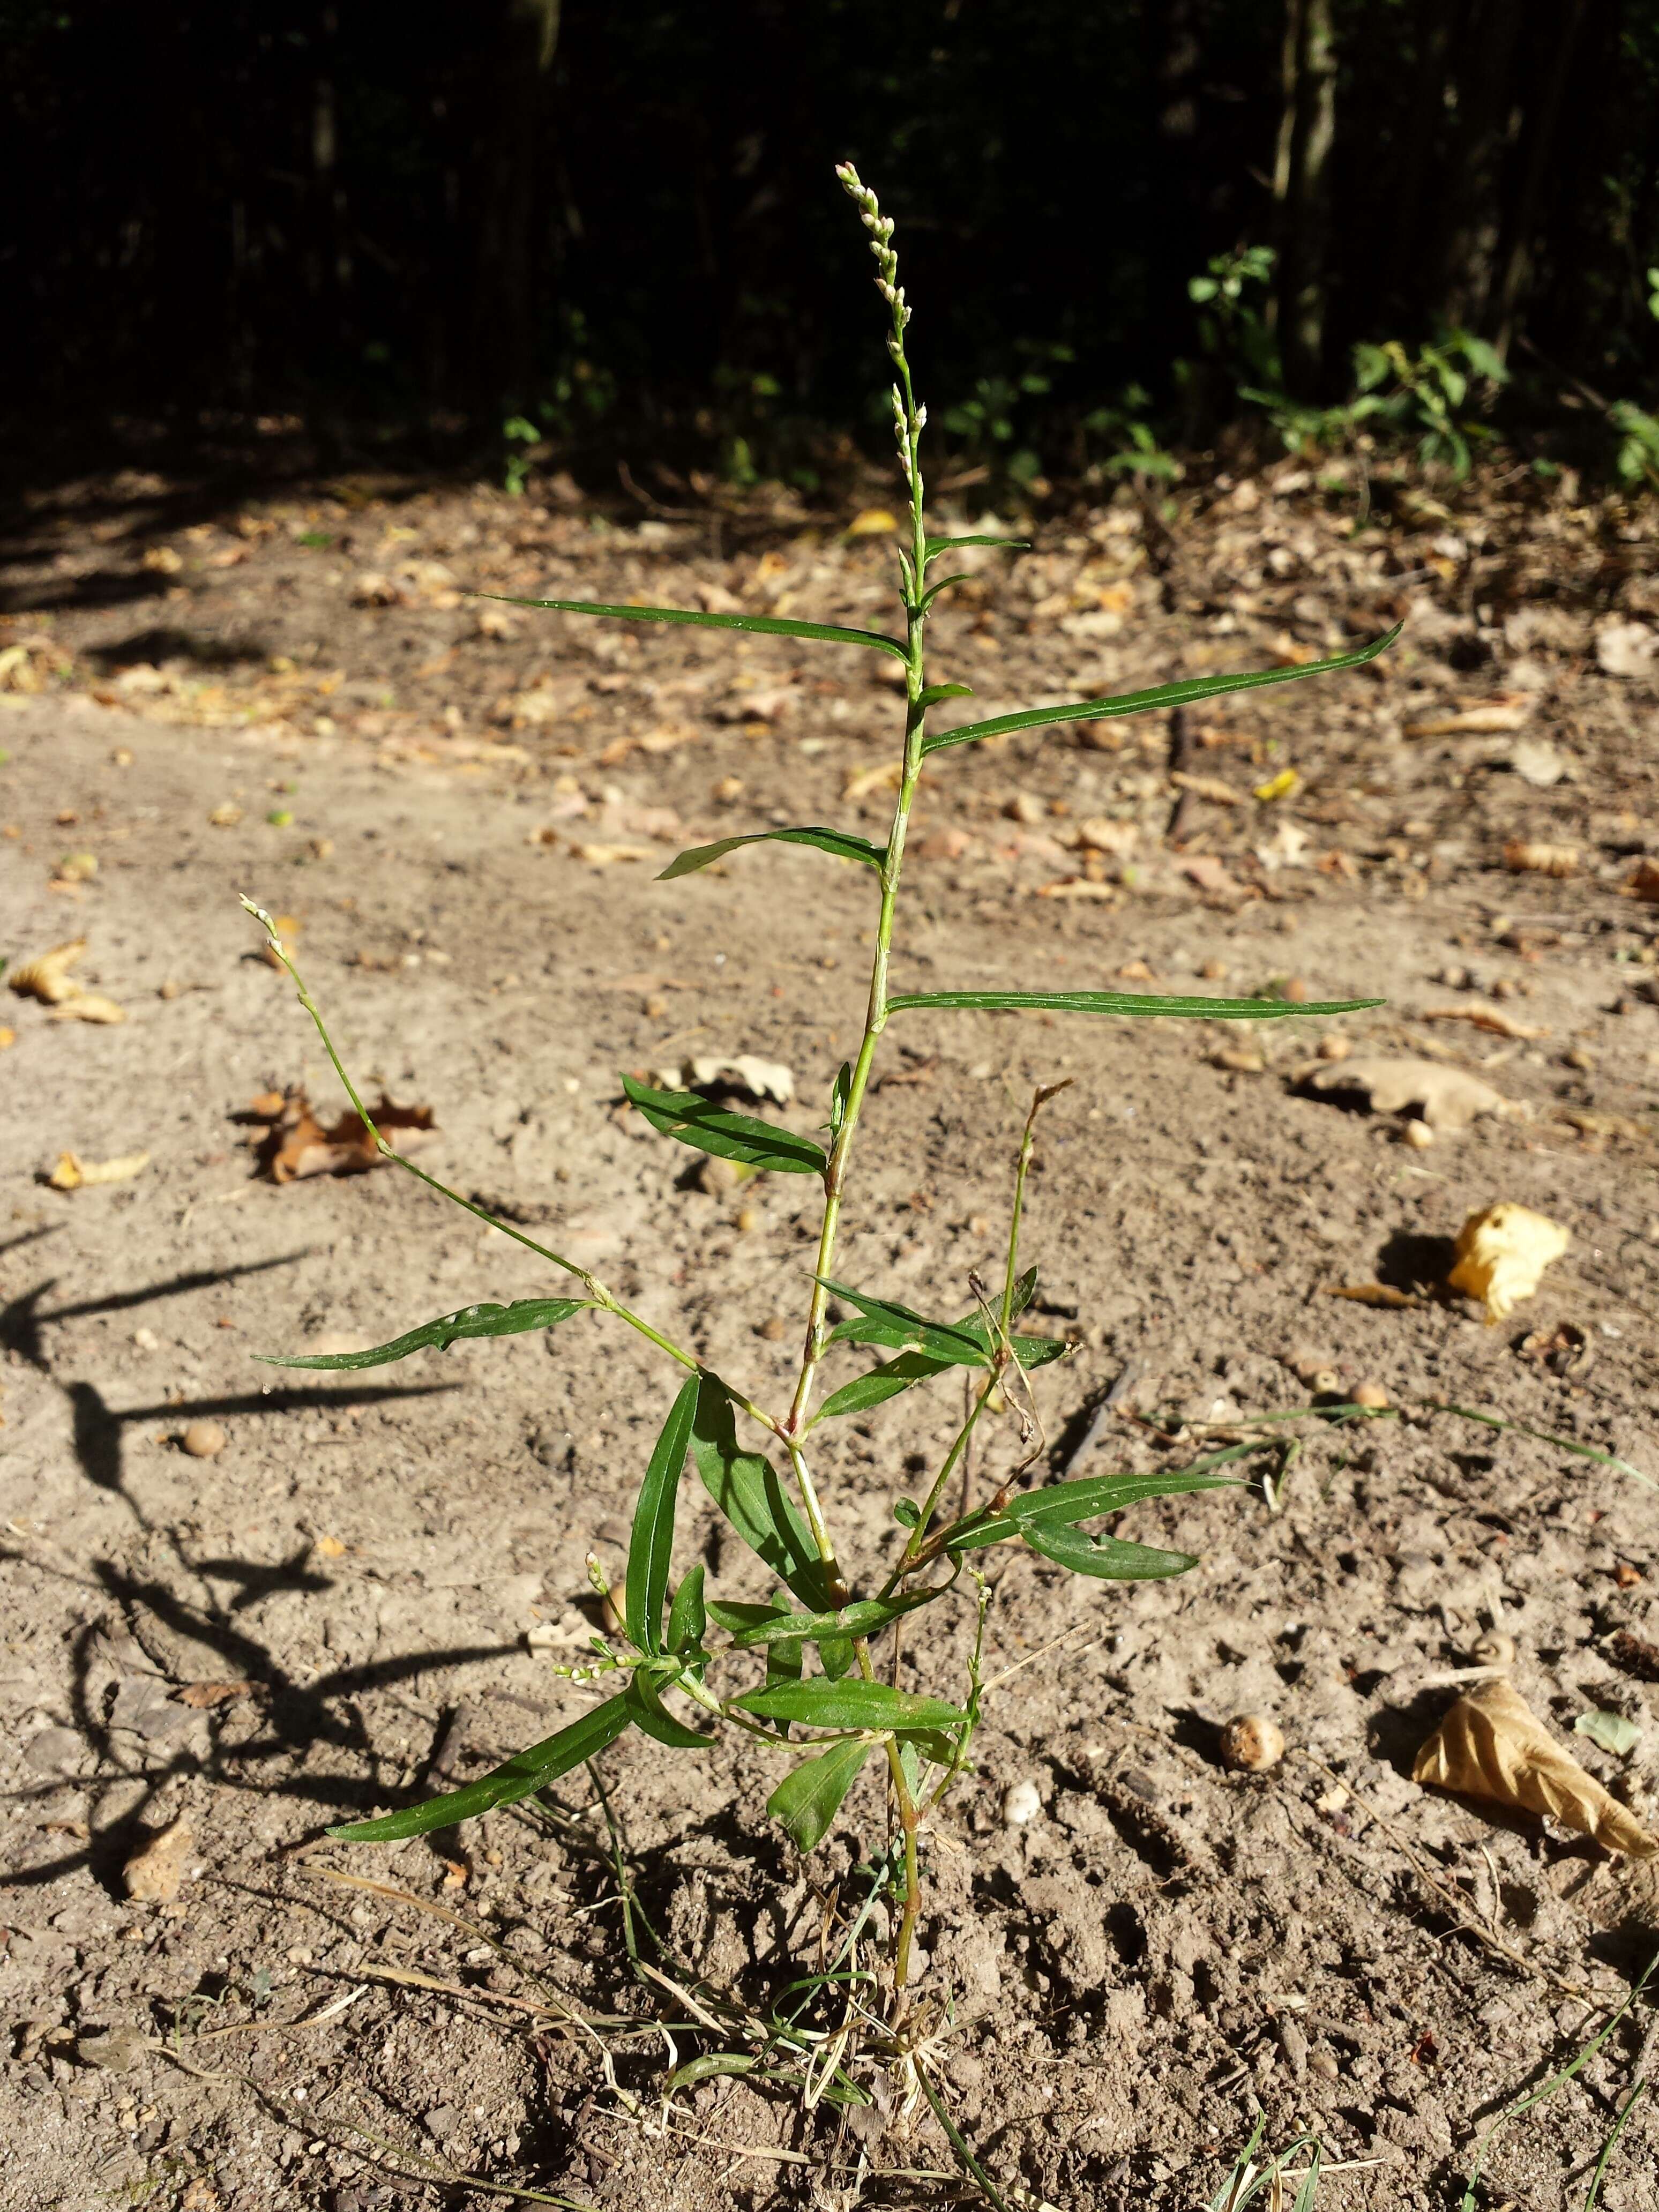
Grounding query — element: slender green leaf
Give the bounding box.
[948,1455,1251,1553]
[624,1377,699,1655]
[915,682,974,711]
[731,1678,968,1731]
[706,1598,790,1636]
[817,1635,854,1680]
[259,1297,590,1372]
[327,1694,632,1841]
[768,1741,873,1851]
[484,591,908,661]
[723,1587,938,1649]
[656,826,883,881]
[924,534,1029,559]
[821,1280,990,1366]
[622,1076,827,1176]
[816,1273,1062,1422]
[917,572,972,611]
[922,624,1400,753]
[889,989,1380,1020]
[689,1379,834,1608]
[625,1670,712,1747]
[1018,1521,1198,1580]
[666,1566,706,1655]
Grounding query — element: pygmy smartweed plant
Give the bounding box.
[243,164,1395,2012]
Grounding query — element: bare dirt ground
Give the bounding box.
[3,454,1659,2212]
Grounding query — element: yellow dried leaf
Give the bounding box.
[1418,1003,1550,1041]
[1504,838,1578,877]
[48,1150,150,1190]
[1447,1202,1569,1322]
[9,939,87,1004]
[46,993,126,1025]
[1253,767,1301,803]
[843,760,904,801]
[846,507,898,536]
[570,842,653,866]
[208,803,244,828]
[1415,1678,1657,1856]
[1035,877,1119,901]
[1321,1282,1423,1309]
[54,852,98,884]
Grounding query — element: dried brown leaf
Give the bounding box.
[48,1151,150,1190]
[1446,1201,1570,1322]
[1321,1282,1423,1309]
[1504,838,1579,877]
[1414,1678,1658,1856]
[9,939,86,1004]
[1418,1003,1550,1041]
[1303,1056,1524,1132]
[46,992,126,1025]
[251,1087,437,1182]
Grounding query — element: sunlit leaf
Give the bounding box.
[947,1455,1251,1554]
[326,1694,632,1841]
[767,1740,873,1851]
[259,1297,591,1371]
[815,1270,1062,1422]
[820,1280,990,1366]
[666,1566,706,1655]
[625,1670,711,1747]
[921,624,1401,754]
[915,682,975,711]
[1018,1521,1198,1580]
[731,1678,968,1731]
[889,989,1379,1020]
[624,1377,699,1655]
[721,1587,937,1648]
[622,1076,827,1175]
[656,826,883,881]
[689,1379,834,1608]
[484,591,908,661]
[923,534,1029,559]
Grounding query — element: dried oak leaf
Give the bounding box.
[1303,1056,1525,1133]
[48,1150,150,1190]
[1504,838,1579,877]
[1447,1201,1570,1322]
[46,993,126,1025]
[1414,1678,1657,1857]
[9,938,86,1004]
[249,1087,437,1182]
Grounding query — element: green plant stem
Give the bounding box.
[241,903,749,1414]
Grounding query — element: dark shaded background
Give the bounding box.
[5,0,1657,475]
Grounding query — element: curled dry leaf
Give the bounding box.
[9,938,87,1004]
[1414,1678,1657,1857]
[1035,877,1118,901]
[1073,816,1139,856]
[1418,1002,1549,1041]
[659,1054,795,1105]
[1169,769,1243,806]
[48,1150,150,1190]
[46,992,126,1024]
[1303,1056,1525,1132]
[245,1086,438,1182]
[1447,1201,1570,1322]
[124,1815,195,1902]
[1402,701,1530,737]
[570,842,654,866]
[1629,856,1659,905]
[1322,1282,1423,1309]
[1504,838,1578,877]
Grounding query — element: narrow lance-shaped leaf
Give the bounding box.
[666,1565,706,1655]
[1018,1521,1198,1581]
[625,1669,712,1748]
[821,1280,990,1366]
[815,1268,1063,1423]
[731,1678,968,1732]
[923,533,1030,559]
[327,1694,632,1842]
[915,682,974,711]
[622,1076,827,1176]
[258,1297,591,1372]
[890,989,1380,1021]
[657,825,884,882]
[947,1454,1253,1555]
[688,1378,835,1609]
[719,1586,938,1649]
[768,1740,873,1852]
[483,590,908,661]
[624,1376,700,1655]
[922,623,1401,755]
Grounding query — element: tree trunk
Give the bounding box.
[470,0,562,404]
[1274,0,1336,395]
[1492,0,1587,358]
[1433,0,1523,334]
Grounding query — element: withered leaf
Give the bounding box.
[1322,1282,1423,1309]
[247,1087,438,1182]
[1414,1677,1657,1857]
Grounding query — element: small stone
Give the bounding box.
[1317,1033,1351,1062]
[757,1316,789,1342]
[424,2104,459,2141]
[24,1725,84,1775]
[1351,1381,1389,1409]
[77,2026,152,2073]
[734,1205,758,1234]
[1402,1119,1436,1149]
[1309,2049,1340,2081]
[124,1816,193,1903]
[182,1421,227,1459]
[1219,1714,1285,1773]
[696,1155,742,1195]
[1004,791,1046,825]
[1472,1631,1516,1667]
[1001,1779,1043,1828]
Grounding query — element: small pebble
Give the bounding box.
[1317,1033,1351,1062]
[1219,1714,1285,1773]
[1351,1381,1389,1409]
[182,1421,227,1459]
[1472,1631,1516,1667]
[1402,1119,1436,1149]
[1001,1779,1043,1828]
